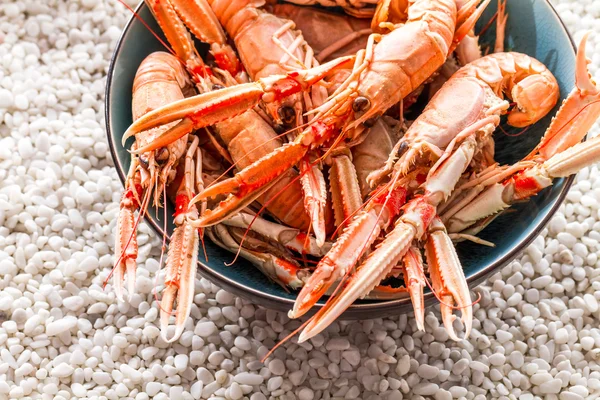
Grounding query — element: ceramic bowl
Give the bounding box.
[106,0,576,319]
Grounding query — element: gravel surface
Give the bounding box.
[1,0,600,399]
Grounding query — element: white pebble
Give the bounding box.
[46,316,77,336]
[195,321,217,337]
[539,379,563,394]
[234,372,264,386]
[50,363,74,378]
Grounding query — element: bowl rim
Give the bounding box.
[105,0,577,318]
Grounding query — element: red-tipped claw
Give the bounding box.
[298,197,434,343]
[123,83,266,152]
[403,246,426,332]
[114,190,139,302]
[160,218,200,343]
[425,217,472,341]
[289,185,407,320]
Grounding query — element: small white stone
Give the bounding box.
[234,372,263,385]
[555,328,569,344]
[63,295,85,310]
[417,364,439,379]
[14,94,29,110]
[488,353,506,366]
[550,215,567,233]
[496,330,513,343]
[449,386,468,398]
[174,354,188,371]
[215,289,235,304]
[234,336,251,351]
[268,359,285,376]
[299,387,314,400]
[146,382,161,397]
[540,378,563,394]
[195,321,217,337]
[326,337,350,351]
[46,316,77,336]
[0,89,13,108]
[50,363,74,378]
[584,293,599,312]
[395,355,410,376]
[190,382,203,399]
[560,393,584,400]
[532,275,553,289]
[413,382,439,396]
[229,382,243,400]
[342,350,361,367]
[92,371,112,385]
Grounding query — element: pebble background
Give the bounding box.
[1,0,600,399]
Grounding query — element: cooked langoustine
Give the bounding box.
[114,51,195,307]
[294,49,562,342]
[444,33,600,237]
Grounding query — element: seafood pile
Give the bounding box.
[114,0,600,346]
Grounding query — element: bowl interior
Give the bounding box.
[106,0,575,313]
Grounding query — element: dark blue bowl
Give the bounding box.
[106,0,576,319]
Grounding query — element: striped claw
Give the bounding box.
[114,163,145,302]
[298,197,435,343]
[114,191,138,302]
[288,184,408,320]
[425,217,472,341]
[160,217,200,343]
[300,158,329,247]
[329,151,363,230]
[403,246,426,332]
